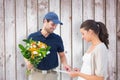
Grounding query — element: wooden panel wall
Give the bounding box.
[117,0,120,80]
[61,0,72,80]
[0,0,5,80]
[0,0,119,80]
[5,0,16,80]
[16,0,27,80]
[106,0,117,80]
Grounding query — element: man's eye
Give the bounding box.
[51,24,56,26]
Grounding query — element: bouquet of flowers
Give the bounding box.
[18,38,51,68]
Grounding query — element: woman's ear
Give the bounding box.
[88,29,93,34]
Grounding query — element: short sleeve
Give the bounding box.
[27,34,32,40]
[57,37,64,52]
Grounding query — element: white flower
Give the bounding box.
[33,45,37,48]
[33,51,38,54]
[47,51,50,54]
[26,43,30,46]
[30,45,33,48]
[38,41,41,44]
[39,54,41,56]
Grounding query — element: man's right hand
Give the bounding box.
[24,59,33,70]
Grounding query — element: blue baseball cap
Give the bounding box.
[44,12,63,25]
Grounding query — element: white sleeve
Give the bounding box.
[94,45,108,79]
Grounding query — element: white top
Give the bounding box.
[78,43,108,80]
[78,53,92,80]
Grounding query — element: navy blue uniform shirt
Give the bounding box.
[28,30,64,70]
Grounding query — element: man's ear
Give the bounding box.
[43,19,47,23]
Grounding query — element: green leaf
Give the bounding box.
[23,51,31,59]
[23,39,29,43]
[29,38,33,42]
[46,46,51,51]
[39,48,46,51]
[18,44,25,51]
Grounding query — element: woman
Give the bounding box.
[68,20,109,80]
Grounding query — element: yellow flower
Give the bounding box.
[31,51,38,59]
[28,48,37,52]
[37,41,47,48]
[31,53,35,59]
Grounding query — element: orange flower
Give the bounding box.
[37,41,47,48]
[31,42,37,45]
[31,51,39,59]
[31,53,35,59]
[29,48,37,52]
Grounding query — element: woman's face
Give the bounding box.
[80,28,92,42]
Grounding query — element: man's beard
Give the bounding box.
[46,29,54,34]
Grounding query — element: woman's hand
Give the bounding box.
[67,67,80,77]
[68,71,80,77]
[73,67,80,72]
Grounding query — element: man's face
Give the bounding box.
[44,20,57,33]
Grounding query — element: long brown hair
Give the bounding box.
[80,20,109,49]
